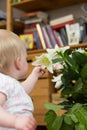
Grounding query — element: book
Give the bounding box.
[24,17,42,24]
[41,26,53,48]
[78,16,87,43]
[56,32,64,47]
[20,33,34,50]
[58,27,68,46]
[36,24,46,49]
[50,14,74,26]
[20,11,48,24]
[24,28,36,34]
[65,23,80,45]
[33,30,42,49]
[46,25,58,48]
[20,11,48,19]
[24,23,37,34]
[53,30,62,47]
[51,20,74,30]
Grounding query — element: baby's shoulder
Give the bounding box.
[0,73,17,85]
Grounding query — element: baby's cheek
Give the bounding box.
[26,63,29,72]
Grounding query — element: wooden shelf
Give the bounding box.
[70,43,87,48]
[11,0,87,12]
[13,21,24,28]
[26,43,87,54]
[0,21,23,33]
[0,22,6,29]
[7,0,87,31]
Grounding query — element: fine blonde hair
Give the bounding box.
[0,29,26,71]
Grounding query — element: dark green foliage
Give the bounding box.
[44,49,87,130]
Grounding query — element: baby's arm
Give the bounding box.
[0,93,17,128]
[22,66,45,94]
[0,93,37,130]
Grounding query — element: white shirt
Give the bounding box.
[0,73,34,130]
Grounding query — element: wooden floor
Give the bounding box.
[36,126,47,130]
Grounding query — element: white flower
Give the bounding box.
[32,53,53,73]
[52,74,63,89]
[56,46,70,53]
[46,48,58,59]
[75,48,84,53]
[47,46,70,59]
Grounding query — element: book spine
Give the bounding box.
[53,30,61,47]
[51,20,74,30]
[58,27,68,46]
[50,14,74,26]
[56,32,64,47]
[33,30,42,49]
[36,24,46,49]
[41,26,53,48]
[46,25,57,48]
[51,20,74,29]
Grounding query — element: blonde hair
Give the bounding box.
[0,29,26,71]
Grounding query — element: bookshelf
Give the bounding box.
[0,22,6,29]
[8,0,87,11]
[6,0,87,126]
[7,0,87,31]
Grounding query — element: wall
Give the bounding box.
[0,0,24,19]
[0,0,6,12]
[47,3,87,20]
[0,1,87,20]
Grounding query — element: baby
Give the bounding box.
[0,29,45,130]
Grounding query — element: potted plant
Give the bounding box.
[32,46,87,130]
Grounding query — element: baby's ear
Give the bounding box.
[15,57,21,70]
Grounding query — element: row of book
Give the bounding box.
[20,11,49,50]
[19,11,87,50]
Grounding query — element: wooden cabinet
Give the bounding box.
[25,49,55,125]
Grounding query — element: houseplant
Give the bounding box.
[32,46,87,130]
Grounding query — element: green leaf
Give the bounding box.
[61,86,74,98]
[62,70,79,86]
[44,110,63,130]
[69,114,78,123]
[44,102,64,111]
[82,83,87,95]
[52,116,63,130]
[69,103,82,113]
[81,63,87,83]
[44,110,57,130]
[75,123,86,130]
[72,51,87,66]
[73,78,83,93]
[74,107,87,128]
[64,54,79,73]
[64,115,73,125]
[60,121,74,130]
[52,58,63,63]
